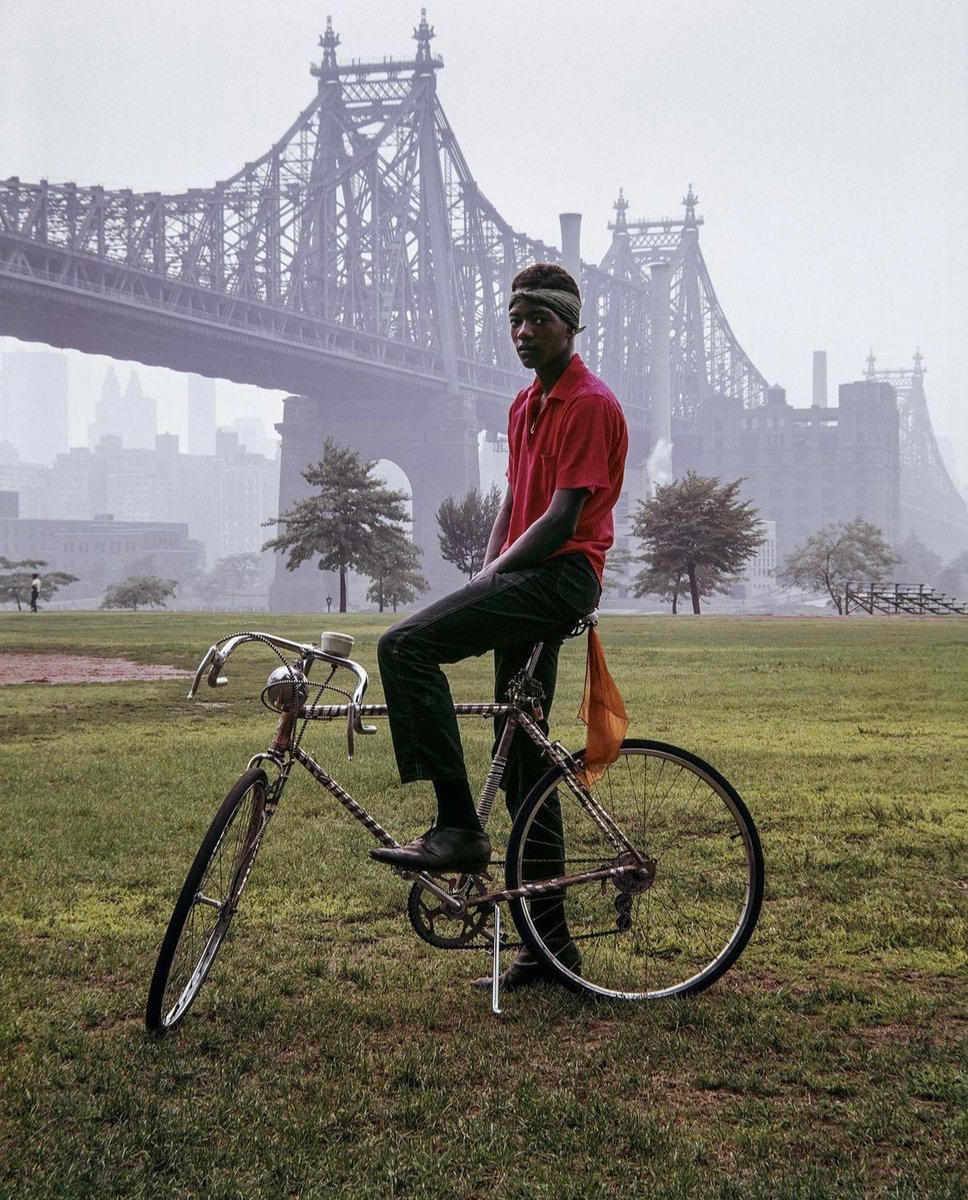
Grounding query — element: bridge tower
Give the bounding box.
[269,12,481,610]
[863,350,968,554]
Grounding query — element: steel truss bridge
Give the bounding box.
[1,13,962,599]
[0,14,766,430]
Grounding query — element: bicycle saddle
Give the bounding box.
[564,609,599,639]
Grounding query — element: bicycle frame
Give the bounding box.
[188,631,645,919]
[148,628,763,1030]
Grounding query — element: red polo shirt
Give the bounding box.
[503,354,628,583]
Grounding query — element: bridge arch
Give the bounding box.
[267,387,479,612]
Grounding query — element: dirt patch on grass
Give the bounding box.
[0,652,191,685]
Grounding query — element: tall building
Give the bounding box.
[0,514,203,601]
[88,367,122,449]
[38,430,279,566]
[187,374,216,456]
[88,366,157,449]
[693,380,900,559]
[228,416,277,460]
[0,437,50,517]
[740,520,777,598]
[201,431,281,558]
[0,349,69,465]
[124,371,157,449]
[88,434,184,524]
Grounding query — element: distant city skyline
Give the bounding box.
[0,345,283,458]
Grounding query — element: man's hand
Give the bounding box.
[471,560,500,584]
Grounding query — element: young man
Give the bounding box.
[372,263,628,984]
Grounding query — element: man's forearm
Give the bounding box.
[487,513,572,573]
[482,490,514,568]
[482,513,511,568]
[484,488,587,575]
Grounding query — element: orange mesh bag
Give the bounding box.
[577,625,629,786]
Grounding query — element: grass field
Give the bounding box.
[0,611,965,1199]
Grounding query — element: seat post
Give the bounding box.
[523,641,544,678]
[476,641,543,828]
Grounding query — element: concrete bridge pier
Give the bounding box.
[268,389,481,613]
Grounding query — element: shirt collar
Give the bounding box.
[524,353,586,405]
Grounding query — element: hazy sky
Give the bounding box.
[3,0,966,478]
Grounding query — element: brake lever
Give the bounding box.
[187,646,216,699]
[206,649,228,689]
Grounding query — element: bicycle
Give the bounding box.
[146,615,764,1035]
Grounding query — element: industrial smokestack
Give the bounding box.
[559,213,582,290]
[812,351,828,408]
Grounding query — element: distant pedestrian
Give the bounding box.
[29,573,41,613]
[326,595,333,613]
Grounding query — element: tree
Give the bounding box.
[631,472,764,614]
[101,576,177,612]
[936,550,968,601]
[263,440,411,612]
[437,485,502,578]
[123,553,195,589]
[778,518,899,614]
[599,544,632,602]
[192,553,266,605]
[892,532,942,587]
[364,528,429,613]
[632,560,730,614]
[0,557,79,610]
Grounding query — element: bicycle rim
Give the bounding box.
[506,740,764,1000]
[146,769,268,1035]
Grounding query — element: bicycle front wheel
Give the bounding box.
[505,740,764,1000]
[146,768,269,1035]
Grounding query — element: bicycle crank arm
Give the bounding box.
[390,869,466,914]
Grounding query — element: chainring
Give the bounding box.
[407,875,492,949]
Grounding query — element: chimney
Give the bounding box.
[812,351,828,408]
[559,212,582,289]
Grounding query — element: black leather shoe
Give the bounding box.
[470,941,582,991]
[369,826,491,873]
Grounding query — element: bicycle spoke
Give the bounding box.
[506,741,763,1000]
[146,770,269,1036]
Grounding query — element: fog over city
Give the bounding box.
[2,0,966,479]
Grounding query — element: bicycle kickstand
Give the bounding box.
[491,903,503,1016]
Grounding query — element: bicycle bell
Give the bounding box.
[261,666,309,712]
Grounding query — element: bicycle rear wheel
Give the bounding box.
[146,768,269,1035]
[505,740,764,1000]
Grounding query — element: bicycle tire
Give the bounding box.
[505,739,764,1000]
[146,768,269,1036]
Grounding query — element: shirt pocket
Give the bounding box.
[538,453,558,489]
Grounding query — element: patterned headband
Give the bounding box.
[509,288,585,333]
